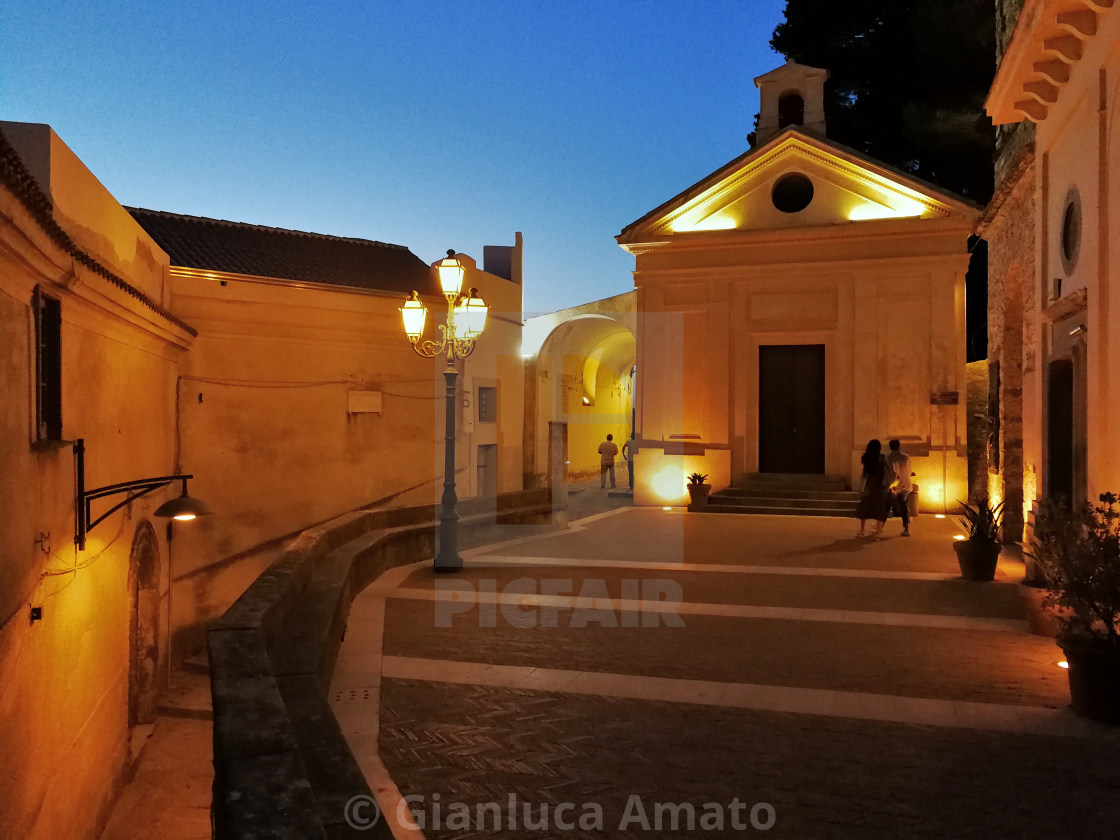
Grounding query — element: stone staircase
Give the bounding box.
[701,473,860,517]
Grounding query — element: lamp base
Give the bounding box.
[433,554,463,573]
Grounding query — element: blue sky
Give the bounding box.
[2,1,787,315]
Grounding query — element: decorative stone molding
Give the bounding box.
[987,0,1114,125]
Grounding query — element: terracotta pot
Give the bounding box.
[1060,638,1120,725]
[953,540,1001,581]
[686,483,711,509]
[1019,583,1066,637]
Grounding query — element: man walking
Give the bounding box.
[884,439,912,536]
[598,433,619,489]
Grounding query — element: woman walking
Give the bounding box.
[856,439,890,537]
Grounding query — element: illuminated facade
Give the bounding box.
[617,62,978,508]
[983,0,1120,545]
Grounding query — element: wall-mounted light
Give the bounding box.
[74,438,210,550]
[1069,324,1086,338]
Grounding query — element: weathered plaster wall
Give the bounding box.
[0,126,188,840]
[165,253,525,660]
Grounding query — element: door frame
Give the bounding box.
[739,332,838,478]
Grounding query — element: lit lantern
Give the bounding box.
[454,288,488,339]
[436,250,465,298]
[400,291,428,340]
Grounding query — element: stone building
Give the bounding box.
[0,121,525,840]
[983,0,1120,550]
[617,62,978,509]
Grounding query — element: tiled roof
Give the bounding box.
[127,208,438,295]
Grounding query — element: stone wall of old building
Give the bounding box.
[982,153,1036,542]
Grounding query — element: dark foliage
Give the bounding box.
[769,0,996,203]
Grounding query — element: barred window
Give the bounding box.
[34,286,62,441]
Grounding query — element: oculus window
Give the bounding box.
[771,173,814,214]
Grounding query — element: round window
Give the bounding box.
[771,173,814,214]
[1060,187,1081,273]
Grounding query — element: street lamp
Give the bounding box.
[400,250,489,572]
[74,438,211,551]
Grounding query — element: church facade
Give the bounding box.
[618,62,978,509]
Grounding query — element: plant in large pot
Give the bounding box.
[686,473,710,508]
[1030,493,1120,724]
[954,497,1004,581]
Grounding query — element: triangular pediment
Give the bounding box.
[618,130,977,244]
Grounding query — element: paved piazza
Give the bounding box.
[331,508,1120,839]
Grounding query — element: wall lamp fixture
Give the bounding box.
[74,438,210,550]
[1069,324,1086,338]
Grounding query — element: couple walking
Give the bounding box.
[856,438,912,538]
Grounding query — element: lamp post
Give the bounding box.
[400,250,489,572]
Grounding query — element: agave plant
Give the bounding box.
[957,497,1004,543]
[687,472,709,485]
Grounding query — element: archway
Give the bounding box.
[128,522,161,726]
[527,312,636,485]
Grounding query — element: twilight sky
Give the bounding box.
[2,1,787,315]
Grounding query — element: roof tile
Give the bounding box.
[127,208,438,295]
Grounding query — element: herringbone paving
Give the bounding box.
[378,679,1120,839]
[331,508,1120,838]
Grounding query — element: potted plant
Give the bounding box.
[954,497,1004,581]
[1030,493,1120,724]
[686,473,710,508]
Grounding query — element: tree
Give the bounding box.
[769,0,995,203]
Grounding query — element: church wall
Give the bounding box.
[630,234,970,511]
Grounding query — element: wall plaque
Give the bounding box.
[348,390,383,414]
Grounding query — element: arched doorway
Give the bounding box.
[531,314,637,484]
[128,522,161,726]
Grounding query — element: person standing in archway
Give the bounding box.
[598,434,619,489]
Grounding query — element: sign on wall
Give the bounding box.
[348,390,383,414]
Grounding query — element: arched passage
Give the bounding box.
[527,312,637,485]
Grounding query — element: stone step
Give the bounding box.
[716,487,861,502]
[698,504,855,517]
[740,472,849,491]
[181,653,210,675]
[708,494,858,511]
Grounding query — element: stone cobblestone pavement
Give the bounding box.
[332,507,1120,839]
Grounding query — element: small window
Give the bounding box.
[771,173,814,214]
[1060,187,1081,274]
[477,386,497,423]
[34,286,62,440]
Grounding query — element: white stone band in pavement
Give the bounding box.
[464,554,965,581]
[384,586,1029,634]
[381,655,1120,741]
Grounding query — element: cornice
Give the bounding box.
[623,216,975,256]
[986,0,1115,125]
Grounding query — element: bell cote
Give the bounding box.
[753,60,829,146]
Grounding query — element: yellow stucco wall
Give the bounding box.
[165,254,524,654]
[0,126,189,840]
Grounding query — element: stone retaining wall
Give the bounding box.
[208,490,555,839]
